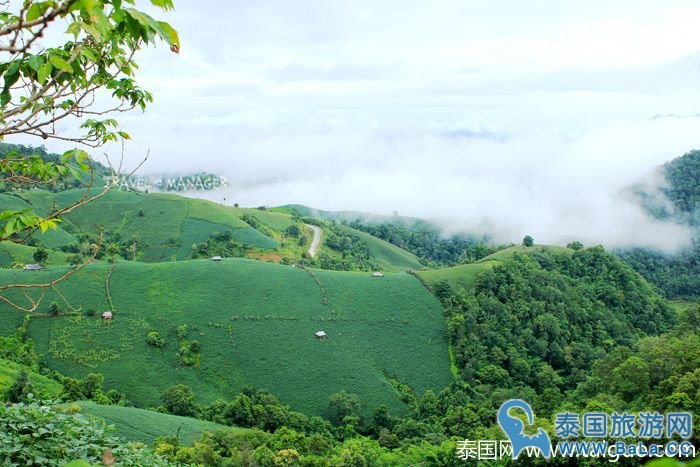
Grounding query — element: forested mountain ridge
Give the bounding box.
[661,149,700,224]
[617,149,700,299]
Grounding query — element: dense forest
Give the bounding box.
[617,150,700,299]
[343,220,500,267]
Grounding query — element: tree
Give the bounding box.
[48,301,60,316]
[328,391,361,425]
[32,246,48,264]
[0,0,179,312]
[146,330,165,348]
[522,235,534,247]
[610,356,651,402]
[4,370,34,402]
[160,384,198,417]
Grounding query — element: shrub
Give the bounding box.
[146,331,165,348]
[176,324,188,340]
[160,384,198,417]
[0,401,172,466]
[48,302,61,317]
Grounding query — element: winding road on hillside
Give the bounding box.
[305,224,322,257]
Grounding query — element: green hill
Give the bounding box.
[73,401,233,445]
[0,241,71,267]
[417,245,572,293]
[0,258,452,418]
[3,189,426,273]
[333,225,424,272]
[0,358,63,399]
[281,204,433,230]
[6,189,287,261]
[477,244,571,262]
[418,261,498,294]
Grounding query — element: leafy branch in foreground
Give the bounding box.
[0,1,178,311]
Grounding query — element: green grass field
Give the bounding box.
[0,358,63,398]
[73,401,233,445]
[0,241,71,267]
[330,225,425,272]
[418,245,574,293]
[3,190,438,274]
[7,189,281,261]
[478,244,571,262]
[0,258,452,418]
[418,261,498,294]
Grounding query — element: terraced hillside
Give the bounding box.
[0,258,452,418]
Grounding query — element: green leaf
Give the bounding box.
[150,0,175,11]
[80,21,102,41]
[64,461,92,467]
[37,63,52,84]
[154,21,179,48]
[66,21,81,38]
[1,61,20,104]
[48,55,73,74]
[38,219,60,233]
[3,60,20,89]
[27,55,43,72]
[26,3,51,22]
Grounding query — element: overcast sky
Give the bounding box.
[25,1,700,249]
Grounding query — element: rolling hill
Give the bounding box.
[417,244,573,293]
[12,189,282,262]
[0,258,452,418]
[0,358,63,399]
[334,224,424,272]
[72,401,234,445]
[1,189,427,273]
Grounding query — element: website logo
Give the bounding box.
[456,399,696,462]
[497,399,552,459]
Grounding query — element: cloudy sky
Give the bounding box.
[32,1,700,249]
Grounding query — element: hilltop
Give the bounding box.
[0,189,425,273]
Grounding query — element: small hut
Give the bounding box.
[102,311,113,321]
[371,272,384,278]
[24,263,43,271]
[210,256,222,262]
[314,330,327,340]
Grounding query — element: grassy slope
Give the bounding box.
[669,300,698,316]
[0,193,77,249]
[0,358,63,398]
[330,225,425,272]
[418,245,574,293]
[0,241,71,267]
[478,244,571,262]
[0,259,452,418]
[418,261,499,294]
[282,204,433,230]
[74,401,233,445]
[12,190,281,261]
[4,190,425,272]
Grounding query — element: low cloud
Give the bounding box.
[155,116,695,253]
[10,1,700,253]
